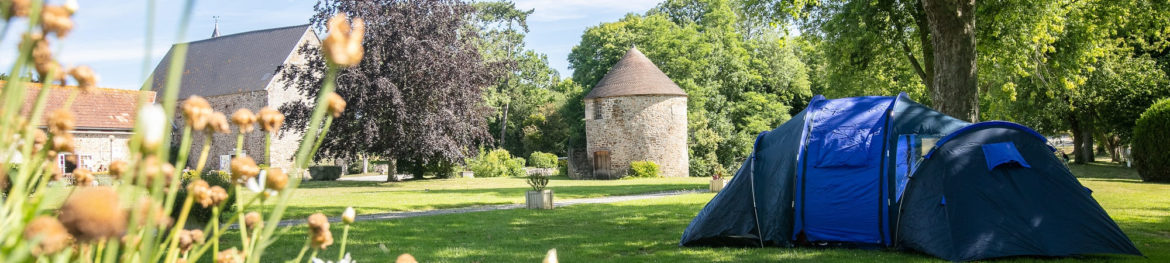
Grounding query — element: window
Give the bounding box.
[593,101,603,120]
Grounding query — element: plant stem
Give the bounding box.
[338,224,350,261]
[308,116,334,159]
[235,185,249,253]
[307,249,319,263]
[290,239,311,263]
[194,134,212,176]
[164,195,195,263]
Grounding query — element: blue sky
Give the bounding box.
[0,0,661,89]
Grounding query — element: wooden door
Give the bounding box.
[593,151,610,179]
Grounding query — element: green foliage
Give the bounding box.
[1133,98,1170,182]
[309,166,343,181]
[528,152,558,169]
[526,174,549,191]
[569,0,807,177]
[627,161,662,178]
[468,148,526,177]
[174,170,236,224]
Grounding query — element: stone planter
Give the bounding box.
[710,178,728,192]
[526,189,554,209]
[461,171,475,178]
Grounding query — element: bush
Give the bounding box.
[528,152,558,169]
[309,166,343,181]
[173,170,236,224]
[1134,98,1170,182]
[557,159,568,177]
[467,148,526,177]
[627,161,661,178]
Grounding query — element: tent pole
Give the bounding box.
[749,151,764,247]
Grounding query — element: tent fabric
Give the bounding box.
[680,93,1141,261]
[981,142,1031,169]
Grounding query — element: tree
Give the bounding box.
[280,0,501,181]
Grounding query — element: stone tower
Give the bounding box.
[584,47,688,179]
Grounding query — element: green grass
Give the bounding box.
[247,176,708,220]
[217,161,1168,262]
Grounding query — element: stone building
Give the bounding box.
[15,83,156,173]
[147,24,318,171]
[583,47,688,178]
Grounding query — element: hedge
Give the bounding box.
[468,148,526,177]
[528,152,558,169]
[1134,98,1170,182]
[627,161,661,178]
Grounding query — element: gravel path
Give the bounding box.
[268,189,707,227]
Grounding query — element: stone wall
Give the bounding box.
[70,131,133,171]
[585,95,688,178]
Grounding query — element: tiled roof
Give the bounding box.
[147,24,313,99]
[584,47,687,99]
[14,82,156,130]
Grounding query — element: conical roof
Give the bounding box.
[584,47,687,99]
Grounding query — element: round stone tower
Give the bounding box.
[584,47,688,179]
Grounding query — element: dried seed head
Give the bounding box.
[138,105,167,153]
[244,212,263,232]
[229,156,259,184]
[189,229,205,245]
[138,156,175,188]
[130,197,173,228]
[265,168,288,191]
[208,112,231,134]
[231,108,257,133]
[25,34,65,83]
[72,168,94,187]
[108,160,128,179]
[326,93,346,118]
[51,133,75,153]
[342,206,355,224]
[216,248,243,263]
[6,0,31,19]
[68,65,98,92]
[41,5,74,38]
[58,187,126,241]
[182,96,213,131]
[177,229,204,253]
[188,180,213,208]
[24,216,72,256]
[48,109,75,135]
[257,107,284,132]
[307,213,333,250]
[31,129,47,150]
[323,13,365,67]
[209,186,229,206]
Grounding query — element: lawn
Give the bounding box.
[220,161,1168,262]
[246,176,709,220]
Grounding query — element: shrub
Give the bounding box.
[527,174,549,191]
[627,161,661,178]
[528,152,558,169]
[173,170,236,224]
[557,158,568,177]
[309,166,343,181]
[1134,98,1170,182]
[467,148,526,177]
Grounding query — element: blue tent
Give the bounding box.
[679,94,1141,261]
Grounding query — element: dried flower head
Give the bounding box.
[209,186,229,206]
[72,168,94,186]
[41,5,74,38]
[396,254,418,263]
[138,105,167,153]
[130,197,173,228]
[216,248,243,263]
[257,107,284,132]
[177,229,204,252]
[323,13,365,67]
[229,156,260,184]
[342,206,355,225]
[307,213,333,250]
[326,93,346,118]
[182,96,213,131]
[5,0,31,19]
[108,159,128,179]
[265,168,288,191]
[244,211,263,232]
[31,129,47,150]
[120,234,142,250]
[25,34,65,82]
[48,108,75,135]
[68,65,98,92]
[58,187,126,241]
[231,108,257,133]
[51,133,75,153]
[188,180,214,208]
[139,156,175,187]
[24,216,72,255]
[208,112,231,134]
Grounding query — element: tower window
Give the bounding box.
[594,101,603,120]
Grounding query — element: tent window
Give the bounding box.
[982,142,1031,170]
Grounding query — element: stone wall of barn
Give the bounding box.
[70,131,133,172]
[584,95,688,178]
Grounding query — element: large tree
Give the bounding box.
[280,0,502,180]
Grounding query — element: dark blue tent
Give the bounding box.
[679,94,1141,261]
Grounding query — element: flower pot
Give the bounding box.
[710,178,728,192]
[526,189,553,209]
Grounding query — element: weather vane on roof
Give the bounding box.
[211,16,221,38]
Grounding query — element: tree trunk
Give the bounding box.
[1105,135,1122,163]
[385,158,398,182]
[921,0,979,122]
[498,101,510,147]
[1070,114,1093,164]
[362,154,368,174]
